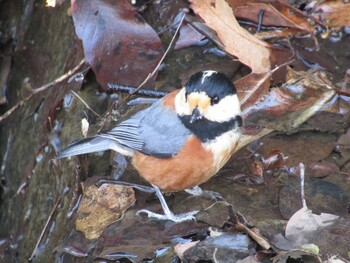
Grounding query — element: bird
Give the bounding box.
[57,70,242,222]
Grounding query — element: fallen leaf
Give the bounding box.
[306,162,339,178]
[243,68,337,131]
[72,0,163,89]
[175,23,208,50]
[180,231,254,262]
[337,127,350,161]
[272,249,320,263]
[75,181,135,240]
[231,1,314,32]
[308,0,350,27]
[236,255,260,263]
[282,207,339,249]
[261,149,286,171]
[190,0,286,74]
[175,241,199,260]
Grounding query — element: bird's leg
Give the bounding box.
[94,179,156,193]
[137,185,199,223]
[185,185,224,201]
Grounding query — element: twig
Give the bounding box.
[213,248,219,263]
[236,222,271,250]
[94,178,156,193]
[107,83,168,98]
[29,195,63,261]
[256,9,265,33]
[0,59,86,123]
[71,90,102,119]
[299,163,307,208]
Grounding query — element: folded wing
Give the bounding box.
[57,98,191,159]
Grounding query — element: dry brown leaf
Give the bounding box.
[308,0,350,27]
[75,182,135,240]
[175,241,200,260]
[190,0,290,110]
[232,1,314,32]
[190,0,277,74]
[243,68,337,131]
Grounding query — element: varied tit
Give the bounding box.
[57,70,242,222]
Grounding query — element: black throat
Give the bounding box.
[179,115,243,142]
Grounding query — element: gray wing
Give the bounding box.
[102,99,191,158]
[57,99,191,159]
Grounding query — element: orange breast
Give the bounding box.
[132,136,216,192]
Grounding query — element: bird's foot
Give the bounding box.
[136,184,199,222]
[136,209,198,223]
[185,186,224,201]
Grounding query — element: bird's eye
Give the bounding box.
[211,96,220,105]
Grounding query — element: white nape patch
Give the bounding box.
[201,70,217,84]
[204,94,241,122]
[204,128,241,171]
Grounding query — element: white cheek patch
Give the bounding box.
[175,89,241,124]
[175,88,191,116]
[204,94,241,122]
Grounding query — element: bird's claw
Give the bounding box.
[185,186,224,201]
[201,190,225,201]
[136,209,198,223]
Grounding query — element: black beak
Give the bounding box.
[190,107,202,123]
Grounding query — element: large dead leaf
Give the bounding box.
[71,0,164,89]
[190,0,286,74]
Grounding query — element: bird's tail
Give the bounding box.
[56,136,117,159]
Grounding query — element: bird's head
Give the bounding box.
[176,70,240,122]
[175,70,242,142]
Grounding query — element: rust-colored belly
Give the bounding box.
[132,136,216,192]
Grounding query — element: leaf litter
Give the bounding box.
[57,0,350,261]
[2,0,350,262]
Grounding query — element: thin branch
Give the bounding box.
[138,13,186,90]
[213,248,219,263]
[299,162,307,208]
[0,59,86,123]
[71,90,102,119]
[28,195,63,261]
